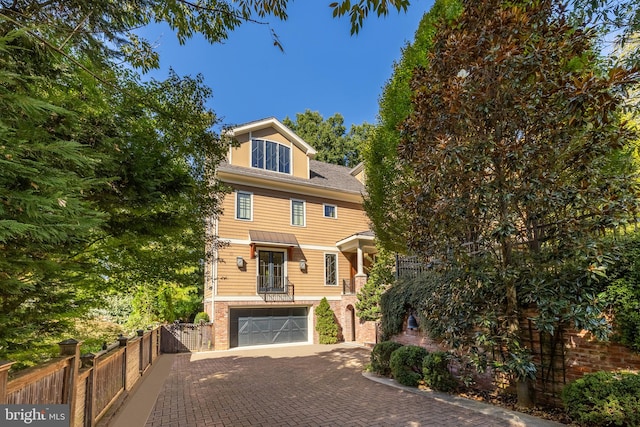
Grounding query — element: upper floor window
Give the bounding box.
[323,204,337,219]
[251,139,290,174]
[291,199,305,227]
[236,191,252,221]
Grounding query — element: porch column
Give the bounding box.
[356,244,365,277]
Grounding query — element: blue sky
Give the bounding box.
[138,1,434,130]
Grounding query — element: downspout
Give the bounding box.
[211,216,219,323]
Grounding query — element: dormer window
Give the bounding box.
[251,139,291,174]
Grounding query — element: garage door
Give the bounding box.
[230,307,308,347]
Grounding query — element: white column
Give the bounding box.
[356,243,365,277]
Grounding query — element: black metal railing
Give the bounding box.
[257,274,287,293]
[257,276,294,302]
[342,278,355,295]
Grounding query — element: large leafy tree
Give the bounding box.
[363,0,463,253]
[283,110,370,166]
[397,0,638,397]
[0,31,225,356]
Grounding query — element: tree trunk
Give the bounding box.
[516,379,535,409]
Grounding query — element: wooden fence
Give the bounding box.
[160,322,213,353]
[0,327,161,427]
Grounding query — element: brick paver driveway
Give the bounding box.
[144,344,552,427]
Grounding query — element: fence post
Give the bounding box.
[136,330,144,375]
[0,361,15,404]
[148,330,153,365]
[59,339,82,427]
[118,335,128,391]
[82,353,96,427]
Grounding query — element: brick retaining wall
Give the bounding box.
[390,315,640,407]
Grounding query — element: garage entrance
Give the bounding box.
[230,307,308,348]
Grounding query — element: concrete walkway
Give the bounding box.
[107,343,563,427]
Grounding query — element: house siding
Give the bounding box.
[216,186,365,297]
[218,185,368,244]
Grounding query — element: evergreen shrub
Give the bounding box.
[561,371,640,426]
[370,341,404,376]
[315,297,339,344]
[389,345,428,386]
[422,351,457,392]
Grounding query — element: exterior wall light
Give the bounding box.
[236,256,244,268]
[407,313,419,331]
[299,259,307,270]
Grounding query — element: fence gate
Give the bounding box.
[161,322,213,353]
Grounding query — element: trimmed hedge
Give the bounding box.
[422,351,457,392]
[389,345,428,386]
[562,371,640,426]
[371,341,404,376]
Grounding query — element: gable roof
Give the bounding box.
[227,117,317,158]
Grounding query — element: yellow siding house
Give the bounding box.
[204,118,377,349]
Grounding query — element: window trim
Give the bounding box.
[290,199,306,227]
[235,191,253,221]
[323,203,337,219]
[324,252,338,286]
[251,138,292,175]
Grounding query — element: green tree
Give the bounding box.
[283,110,368,166]
[0,15,225,359]
[315,297,339,344]
[356,247,395,321]
[0,35,110,353]
[398,0,638,403]
[363,0,463,252]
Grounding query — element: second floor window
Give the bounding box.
[252,139,290,174]
[236,191,252,220]
[291,199,305,226]
[323,204,337,218]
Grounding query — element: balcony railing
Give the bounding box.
[257,276,294,302]
[257,274,286,293]
[342,278,355,295]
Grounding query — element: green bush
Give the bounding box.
[389,345,428,386]
[315,297,339,344]
[194,312,210,323]
[562,371,640,426]
[370,341,404,376]
[422,351,457,392]
[599,233,640,352]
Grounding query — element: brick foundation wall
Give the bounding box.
[212,297,379,350]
